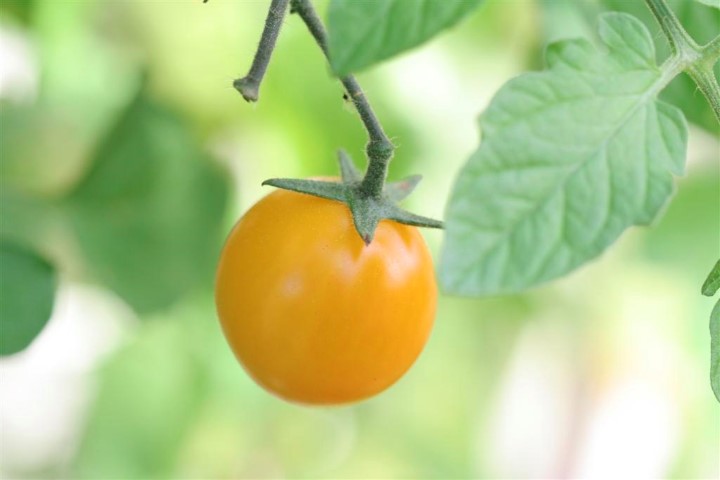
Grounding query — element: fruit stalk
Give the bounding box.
[233,0,290,102]
[290,0,393,199]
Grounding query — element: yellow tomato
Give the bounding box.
[215,188,437,405]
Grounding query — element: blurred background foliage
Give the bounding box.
[0,0,718,478]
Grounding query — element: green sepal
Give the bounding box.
[262,151,443,244]
[384,175,422,202]
[338,149,362,183]
[702,259,720,296]
[261,178,348,203]
[383,204,443,229]
[347,194,383,245]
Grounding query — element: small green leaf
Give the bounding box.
[710,299,720,402]
[702,260,720,296]
[66,93,230,314]
[328,0,483,75]
[0,240,57,355]
[440,13,688,295]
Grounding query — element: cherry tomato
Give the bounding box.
[215,188,437,405]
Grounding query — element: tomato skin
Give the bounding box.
[215,188,437,405]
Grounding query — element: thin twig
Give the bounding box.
[234,0,289,102]
[290,0,394,198]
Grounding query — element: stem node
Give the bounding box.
[366,140,393,164]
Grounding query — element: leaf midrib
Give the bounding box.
[465,69,670,287]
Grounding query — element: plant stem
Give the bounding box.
[697,37,720,122]
[645,0,699,57]
[688,66,720,124]
[234,0,289,102]
[290,0,393,199]
[702,35,720,68]
[646,0,720,125]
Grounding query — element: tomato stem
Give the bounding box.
[241,0,442,242]
[290,0,393,199]
[646,0,720,125]
[688,65,720,124]
[233,0,289,102]
[645,0,699,58]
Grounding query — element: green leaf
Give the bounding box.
[711,299,720,402]
[440,13,688,295]
[703,260,720,296]
[66,93,230,314]
[0,240,57,355]
[328,0,483,75]
[74,319,206,477]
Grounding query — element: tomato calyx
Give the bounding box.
[262,150,443,244]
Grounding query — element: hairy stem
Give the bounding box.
[645,0,699,57]
[697,37,720,122]
[647,0,720,125]
[290,0,393,199]
[688,66,720,124]
[702,35,720,68]
[233,0,289,102]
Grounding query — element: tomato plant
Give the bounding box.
[215,189,436,404]
[221,0,720,404]
[1,0,719,477]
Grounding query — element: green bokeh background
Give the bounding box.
[0,0,718,478]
